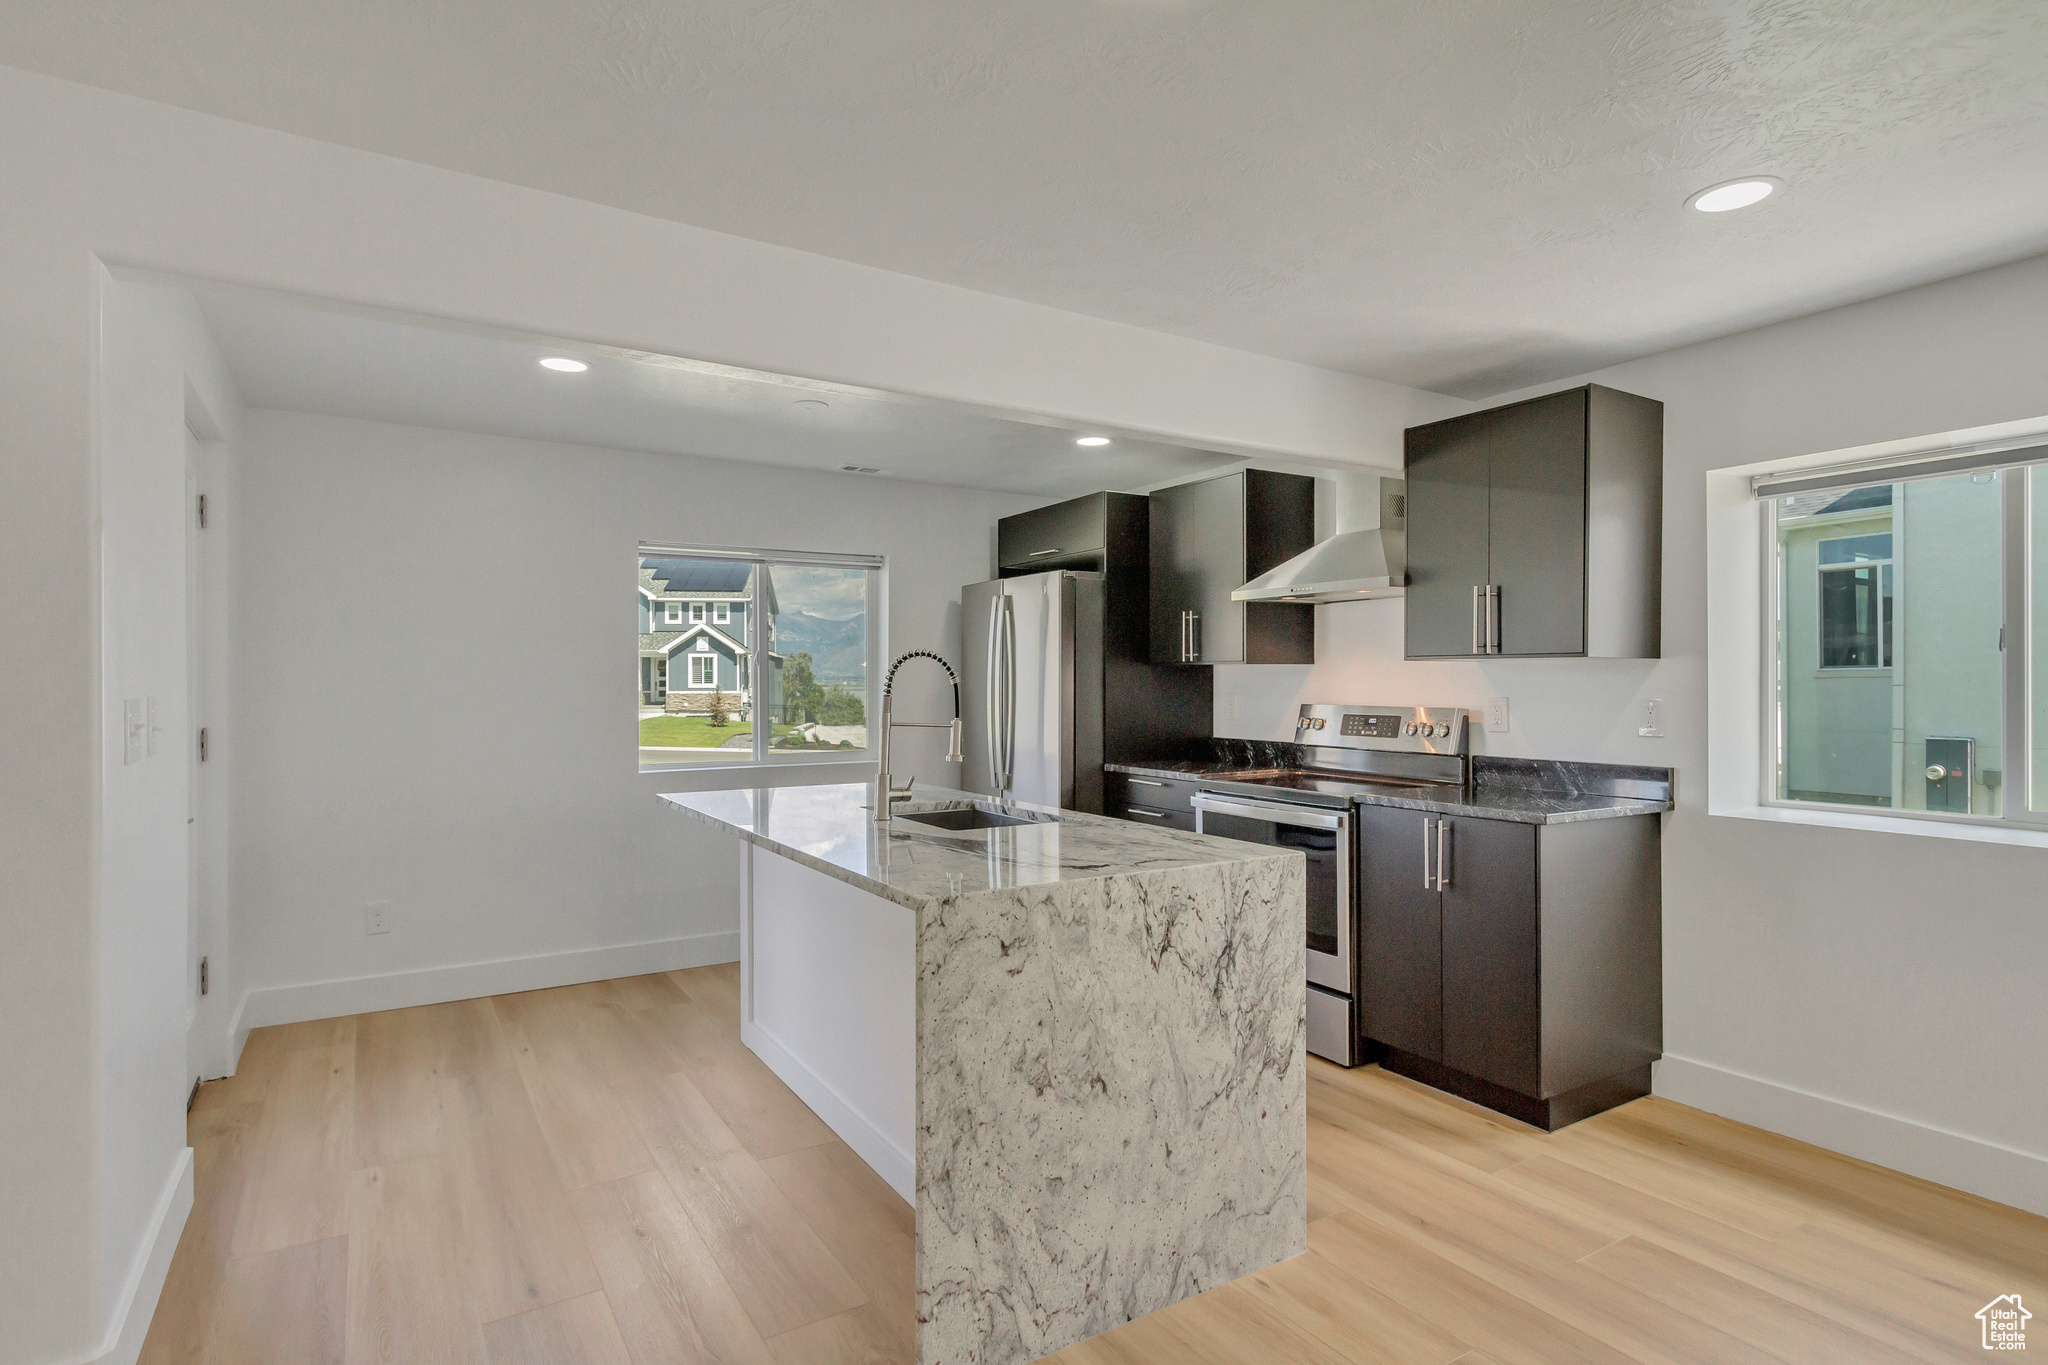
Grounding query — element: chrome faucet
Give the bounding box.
[874,651,964,823]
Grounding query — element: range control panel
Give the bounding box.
[1295,703,1468,754]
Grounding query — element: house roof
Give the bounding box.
[641,558,751,599]
[640,623,748,657]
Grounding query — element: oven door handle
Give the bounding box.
[1192,792,1346,831]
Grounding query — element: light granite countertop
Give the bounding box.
[659,781,1299,909]
[1106,759,1673,825]
[662,779,1309,1365]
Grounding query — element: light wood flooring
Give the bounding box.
[143,963,2046,1364]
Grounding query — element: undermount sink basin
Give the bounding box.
[897,804,1056,831]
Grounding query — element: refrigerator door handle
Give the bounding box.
[985,593,1003,792]
[999,594,1017,791]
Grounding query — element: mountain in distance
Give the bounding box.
[774,610,867,683]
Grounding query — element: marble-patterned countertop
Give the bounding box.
[1106,759,1672,825]
[659,782,1299,910]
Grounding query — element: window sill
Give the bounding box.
[641,758,877,793]
[1716,802,2048,849]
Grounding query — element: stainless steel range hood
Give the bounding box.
[1233,473,1406,603]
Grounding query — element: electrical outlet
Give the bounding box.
[1485,696,1510,734]
[1638,698,1665,738]
[365,901,391,936]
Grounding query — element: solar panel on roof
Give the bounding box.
[642,557,753,593]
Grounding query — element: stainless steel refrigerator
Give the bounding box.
[961,571,1105,811]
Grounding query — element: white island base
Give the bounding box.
[668,784,1306,1365]
[741,843,918,1200]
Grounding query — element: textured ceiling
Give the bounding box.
[188,285,1241,497]
[10,1,2048,396]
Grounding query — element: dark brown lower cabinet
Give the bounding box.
[1440,816,1540,1096]
[1358,804,1660,1131]
[1357,806,1441,1062]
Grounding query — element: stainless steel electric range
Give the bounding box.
[1187,703,1469,1065]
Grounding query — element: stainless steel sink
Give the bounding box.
[896,804,1056,831]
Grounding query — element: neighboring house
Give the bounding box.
[1776,478,2005,811]
[639,557,783,714]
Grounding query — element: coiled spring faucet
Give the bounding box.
[874,651,964,823]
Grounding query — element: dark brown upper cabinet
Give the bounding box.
[996,491,1144,575]
[1405,385,1661,659]
[1149,470,1315,665]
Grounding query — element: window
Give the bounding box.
[664,601,682,625]
[1762,454,2048,824]
[1817,533,1892,669]
[638,546,881,771]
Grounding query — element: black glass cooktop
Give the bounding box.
[1195,767,1461,804]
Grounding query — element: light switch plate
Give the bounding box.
[146,697,160,757]
[1484,696,1509,734]
[124,698,146,765]
[1639,698,1665,738]
[365,901,391,936]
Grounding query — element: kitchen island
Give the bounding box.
[660,782,1307,1365]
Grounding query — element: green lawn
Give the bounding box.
[639,715,756,748]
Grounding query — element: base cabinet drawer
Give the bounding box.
[1105,772,1198,813]
[1117,804,1195,832]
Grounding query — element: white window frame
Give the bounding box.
[664,600,682,625]
[713,601,731,624]
[690,602,707,624]
[688,652,717,688]
[638,542,884,776]
[1756,452,2048,833]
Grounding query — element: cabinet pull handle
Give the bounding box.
[1486,583,1501,654]
[1028,547,1061,557]
[1422,816,1435,889]
[1471,586,1482,655]
[1437,818,1451,890]
[1189,611,1201,662]
[1128,778,1165,787]
[1128,807,1170,819]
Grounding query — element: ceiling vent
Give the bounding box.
[840,464,884,475]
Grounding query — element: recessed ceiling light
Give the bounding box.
[1076,436,1111,447]
[1687,177,1781,213]
[538,357,588,372]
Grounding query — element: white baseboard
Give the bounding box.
[237,931,740,1033]
[62,1148,194,1365]
[1654,1055,2048,1217]
[225,990,250,1078]
[742,1019,915,1203]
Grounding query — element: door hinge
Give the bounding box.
[198,727,209,761]
[199,955,209,996]
[196,493,208,529]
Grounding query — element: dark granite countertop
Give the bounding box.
[1105,752,1672,826]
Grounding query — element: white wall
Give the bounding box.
[91,277,243,1365]
[1221,251,2048,1214]
[0,63,1448,1364]
[231,408,1031,1023]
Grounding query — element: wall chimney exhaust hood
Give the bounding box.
[1234,473,1405,603]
